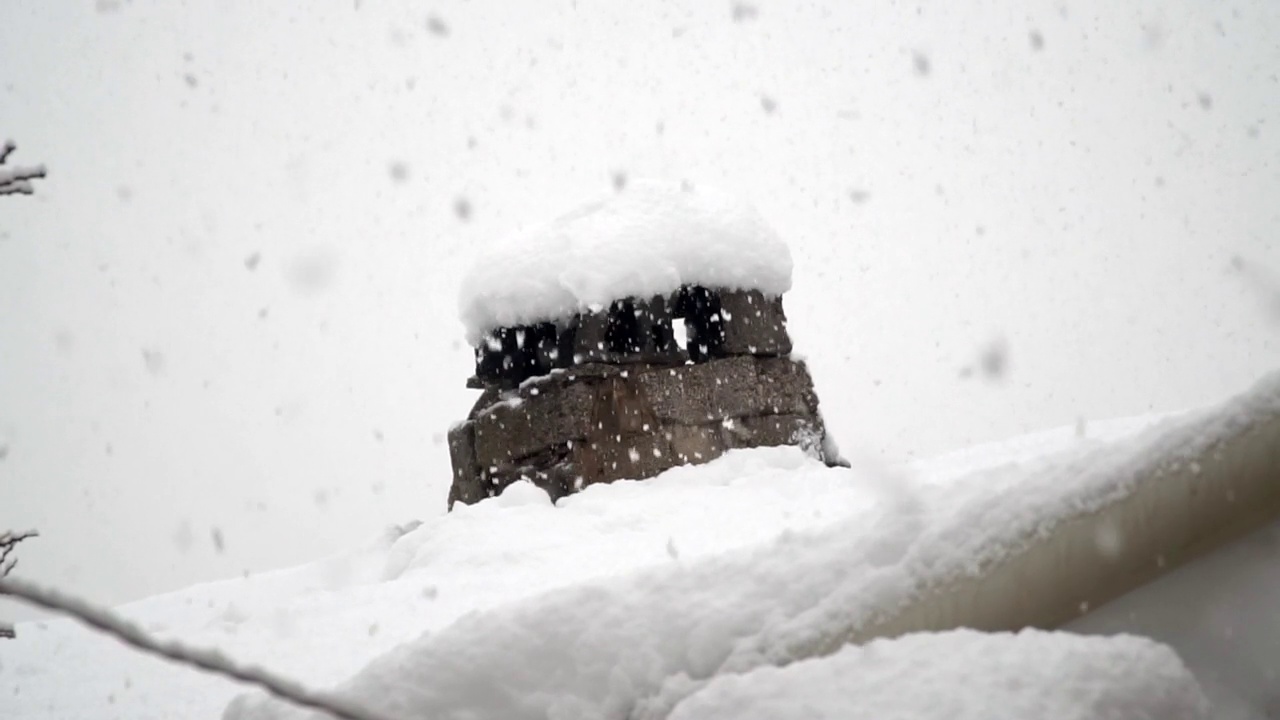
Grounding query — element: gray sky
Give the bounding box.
[1,0,1277,619]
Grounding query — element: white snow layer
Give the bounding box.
[668,630,1205,720]
[457,180,793,343]
[221,371,1280,720]
[5,373,1277,720]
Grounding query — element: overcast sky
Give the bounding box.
[1,0,1277,619]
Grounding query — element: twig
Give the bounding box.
[0,529,37,577]
[0,140,47,195]
[0,575,401,720]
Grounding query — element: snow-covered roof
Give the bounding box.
[11,370,1280,718]
[458,180,793,343]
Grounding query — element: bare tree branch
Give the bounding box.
[0,140,47,195]
[0,575,402,720]
[0,528,37,639]
[1,529,38,577]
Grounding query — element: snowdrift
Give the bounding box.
[224,371,1280,720]
[4,372,1275,719]
[668,630,1206,720]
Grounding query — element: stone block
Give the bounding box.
[552,322,577,370]
[755,356,819,417]
[536,462,586,500]
[707,355,765,419]
[673,285,726,361]
[472,324,542,386]
[731,414,820,451]
[574,432,676,485]
[592,376,658,437]
[446,422,487,508]
[638,294,678,356]
[636,365,715,425]
[484,460,582,502]
[572,310,611,363]
[515,362,622,400]
[605,298,645,355]
[472,331,506,384]
[468,385,506,416]
[665,423,728,466]
[563,296,685,366]
[718,289,792,356]
[472,381,597,468]
[636,355,760,425]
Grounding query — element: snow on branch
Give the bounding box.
[0,575,403,720]
[0,140,47,195]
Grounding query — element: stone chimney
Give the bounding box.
[447,284,834,507]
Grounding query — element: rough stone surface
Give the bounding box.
[469,385,505,416]
[572,310,611,363]
[592,376,658,437]
[733,414,821,451]
[472,382,596,468]
[666,424,729,466]
[575,432,674,485]
[674,285,726,361]
[635,365,715,426]
[718,289,792,356]
[756,356,819,416]
[636,355,760,425]
[446,423,486,508]
[484,458,580,501]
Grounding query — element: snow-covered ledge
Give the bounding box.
[788,371,1280,659]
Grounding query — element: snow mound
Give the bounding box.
[8,373,1276,720]
[670,630,1207,720]
[458,180,793,343]
[224,370,1280,720]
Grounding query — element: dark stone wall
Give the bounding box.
[448,286,831,508]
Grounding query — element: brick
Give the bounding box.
[706,355,764,418]
[592,376,658,437]
[718,289,792,356]
[731,414,821,451]
[535,462,586,500]
[484,461,582,502]
[446,422,487,508]
[636,355,760,425]
[574,432,676,485]
[566,297,687,366]
[665,423,728,466]
[636,364,715,425]
[571,310,611,363]
[447,422,477,484]
[637,294,679,357]
[468,385,505,416]
[472,323,560,387]
[472,381,597,468]
[754,356,819,416]
[673,285,726,361]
